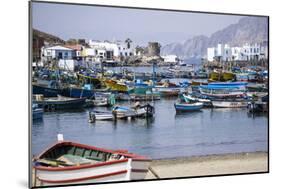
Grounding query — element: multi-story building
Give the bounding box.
[207,43,268,62]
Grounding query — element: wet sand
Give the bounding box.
[145,152,268,179]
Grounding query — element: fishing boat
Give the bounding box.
[112,106,136,119]
[131,103,155,118]
[154,87,181,97]
[33,84,63,97]
[32,104,43,120]
[33,135,151,186]
[182,94,212,107]
[85,93,115,107]
[112,103,155,119]
[199,82,247,98]
[116,93,161,101]
[62,87,96,98]
[209,71,235,82]
[174,101,203,112]
[104,79,128,92]
[212,99,248,108]
[235,73,249,81]
[33,95,86,111]
[89,111,115,122]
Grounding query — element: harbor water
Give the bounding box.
[32,97,268,159]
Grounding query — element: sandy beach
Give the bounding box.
[145,152,268,179]
[32,152,268,187]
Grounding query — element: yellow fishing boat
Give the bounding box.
[103,79,128,92]
[209,71,235,81]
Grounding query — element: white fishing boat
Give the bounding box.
[33,135,151,186]
[89,111,115,122]
[182,94,212,107]
[112,106,136,119]
[212,100,248,108]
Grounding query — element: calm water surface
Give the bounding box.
[32,98,268,159]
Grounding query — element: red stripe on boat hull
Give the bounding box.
[37,170,128,184]
[35,159,128,171]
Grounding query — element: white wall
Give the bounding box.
[207,48,215,61]
[162,55,178,63]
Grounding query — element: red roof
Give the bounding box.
[64,44,83,51]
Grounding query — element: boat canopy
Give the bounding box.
[200,85,246,90]
[208,82,248,86]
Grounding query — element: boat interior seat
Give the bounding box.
[58,154,96,165]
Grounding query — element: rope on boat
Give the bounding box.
[148,166,160,179]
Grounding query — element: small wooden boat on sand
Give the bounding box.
[33,135,151,186]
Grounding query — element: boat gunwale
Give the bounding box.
[34,141,151,171]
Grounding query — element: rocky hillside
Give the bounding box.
[33,29,65,44]
[161,16,268,59]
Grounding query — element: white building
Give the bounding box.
[88,40,134,58]
[41,45,75,62]
[207,43,267,62]
[161,55,178,63]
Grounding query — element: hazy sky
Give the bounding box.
[32,2,243,45]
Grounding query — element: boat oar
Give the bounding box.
[148,166,160,179]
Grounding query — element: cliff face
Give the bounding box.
[161,16,268,59]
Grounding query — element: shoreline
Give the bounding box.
[145,151,268,179]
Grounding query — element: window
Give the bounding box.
[120,52,123,56]
[125,52,128,56]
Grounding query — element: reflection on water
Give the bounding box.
[32,98,268,159]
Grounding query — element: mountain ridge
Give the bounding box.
[161,16,268,59]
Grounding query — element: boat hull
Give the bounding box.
[36,159,150,186]
[174,102,203,111]
[33,85,62,97]
[62,88,95,98]
[212,100,248,108]
[32,108,44,120]
[33,141,151,186]
[34,97,86,111]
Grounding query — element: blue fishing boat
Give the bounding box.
[174,101,203,112]
[32,104,43,120]
[33,84,63,97]
[62,87,95,98]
